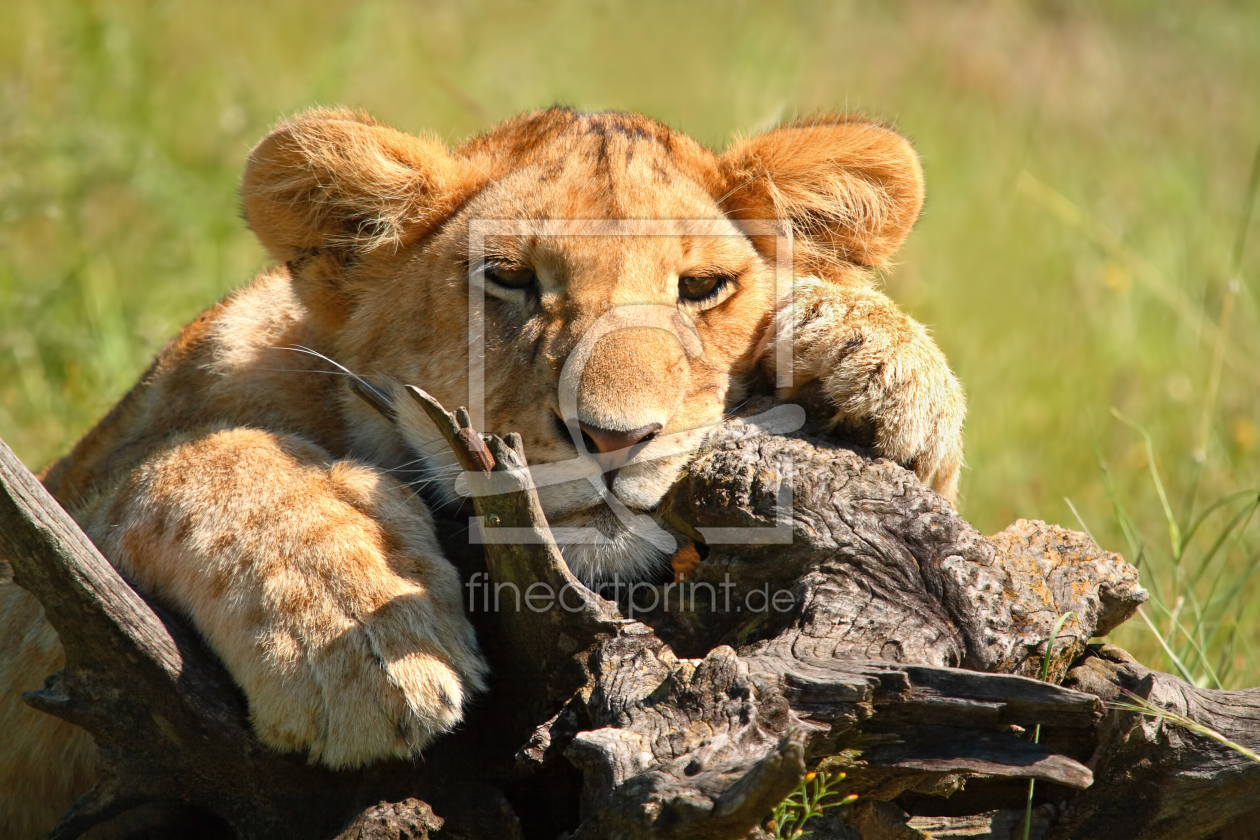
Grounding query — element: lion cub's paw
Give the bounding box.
[95,430,489,769]
[245,592,488,769]
[237,468,490,769]
[785,280,966,502]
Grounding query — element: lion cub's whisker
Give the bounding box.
[279,345,380,389]
[255,366,366,378]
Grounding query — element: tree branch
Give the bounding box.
[3,389,1257,840]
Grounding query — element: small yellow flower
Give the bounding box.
[1102,261,1131,294]
[1233,418,1257,453]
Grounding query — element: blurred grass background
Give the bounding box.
[2,0,1258,686]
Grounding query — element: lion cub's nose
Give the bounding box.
[577,421,661,455]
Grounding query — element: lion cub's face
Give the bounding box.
[242,108,924,581]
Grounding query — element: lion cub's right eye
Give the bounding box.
[483,264,538,290]
[678,273,731,303]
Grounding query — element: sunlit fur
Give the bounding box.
[0,107,964,838]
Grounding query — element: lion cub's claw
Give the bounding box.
[784,280,966,503]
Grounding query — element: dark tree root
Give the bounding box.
[2,392,1256,839]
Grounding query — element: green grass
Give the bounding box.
[766,769,856,838]
[2,1,1258,686]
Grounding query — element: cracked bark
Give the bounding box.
[1,392,1257,840]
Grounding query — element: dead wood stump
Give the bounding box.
[2,391,1257,840]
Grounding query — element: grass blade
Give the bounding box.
[1023,611,1077,840]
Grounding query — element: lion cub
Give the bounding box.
[0,107,963,838]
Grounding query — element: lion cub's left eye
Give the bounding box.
[485,264,538,290]
[678,274,731,303]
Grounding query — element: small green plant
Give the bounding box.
[764,769,858,838]
[1022,611,1077,840]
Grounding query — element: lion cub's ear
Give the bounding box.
[242,108,478,263]
[720,116,924,272]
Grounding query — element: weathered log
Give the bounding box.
[2,389,1258,840]
[1051,644,1260,840]
[887,643,1260,840]
[399,392,1125,837]
[655,411,1144,679]
[334,800,443,840]
[401,385,809,839]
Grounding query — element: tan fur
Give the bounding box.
[0,107,964,837]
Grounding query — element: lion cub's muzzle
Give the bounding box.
[554,414,662,491]
[561,322,691,486]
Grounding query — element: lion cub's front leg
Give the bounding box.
[779,278,966,502]
[83,428,487,768]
